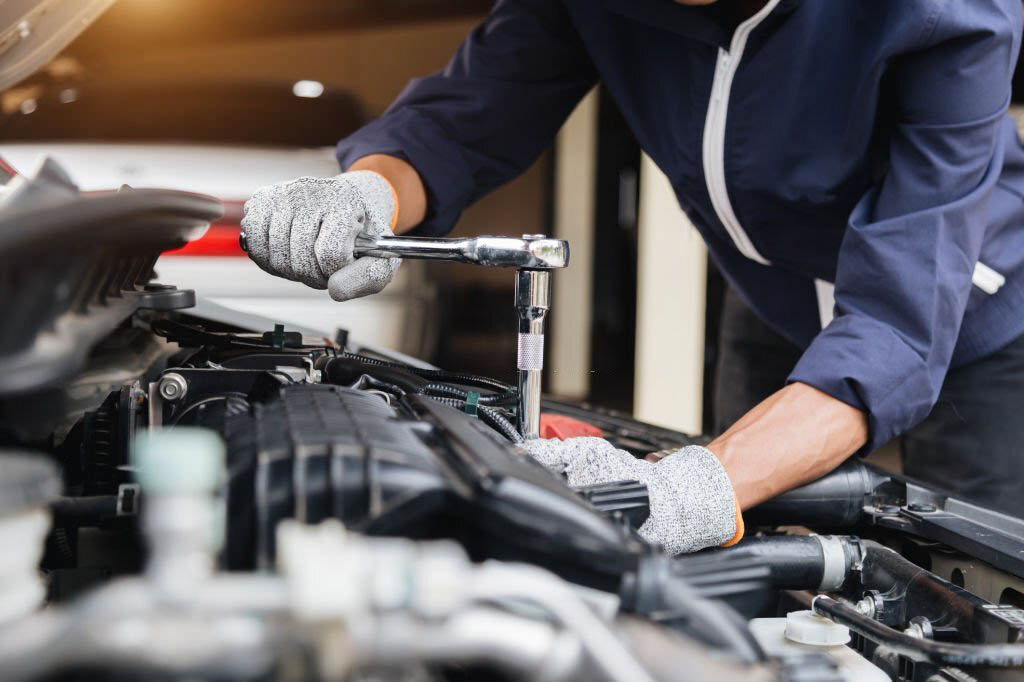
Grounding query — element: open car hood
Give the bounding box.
[0,0,114,91]
[0,157,221,399]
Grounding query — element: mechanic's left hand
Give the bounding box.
[519,437,743,555]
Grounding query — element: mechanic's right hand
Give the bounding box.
[241,171,401,301]
[519,437,743,555]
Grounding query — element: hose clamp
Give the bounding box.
[814,534,848,591]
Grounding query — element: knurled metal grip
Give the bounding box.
[517,333,545,371]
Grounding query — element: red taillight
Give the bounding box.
[166,222,245,257]
[165,199,246,257]
[0,155,19,182]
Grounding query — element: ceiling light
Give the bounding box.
[292,80,324,98]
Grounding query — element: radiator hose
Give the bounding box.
[745,459,891,528]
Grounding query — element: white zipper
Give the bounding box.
[814,278,836,328]
[813,262,1003,332]
[701,0,782,266]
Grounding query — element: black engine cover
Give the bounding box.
[222,383,645,591]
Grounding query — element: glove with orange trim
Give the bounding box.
[241,171,401,301]
[520,437,743,555]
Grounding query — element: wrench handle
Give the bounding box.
[354,234,569,270]
[354,235,474,263]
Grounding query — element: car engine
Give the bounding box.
[3,160,1024,682]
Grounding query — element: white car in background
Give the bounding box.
[0,80,436,357]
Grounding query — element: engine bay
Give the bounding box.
[0,311,1021,681]
[2,162,1024,681]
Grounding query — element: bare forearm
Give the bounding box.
[347,154,427,233]
[708,382,868,510]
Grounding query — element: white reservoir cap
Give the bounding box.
[133,428,225,495]
[784,610,851,646]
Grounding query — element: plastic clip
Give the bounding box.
[465,391,480,417]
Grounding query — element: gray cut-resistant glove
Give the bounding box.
[241,171,401,301]
[519,437,740,555]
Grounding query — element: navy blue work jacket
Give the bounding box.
[338,0,1024,451]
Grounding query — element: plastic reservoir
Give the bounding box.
[749,611,888,682]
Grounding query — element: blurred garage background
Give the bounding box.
[5,1,1022,439]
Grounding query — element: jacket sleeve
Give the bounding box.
[336,0,598,235]
[788,1,1023,451]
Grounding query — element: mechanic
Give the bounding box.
[242,0,1024,554]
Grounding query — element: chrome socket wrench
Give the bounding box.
[514,268,550,440]
[354,233,570,440]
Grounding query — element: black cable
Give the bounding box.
[427,396,524,444]
[320,357,521,440]
[350,374,411,398]
[341,352,514,394]
[483,410,523,444]
[423,383,518,406]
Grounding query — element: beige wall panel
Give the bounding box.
[633,154,707,434]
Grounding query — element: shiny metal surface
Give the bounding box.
[353,232,568,439]
[354,234,569,269]
[516,269,551,440]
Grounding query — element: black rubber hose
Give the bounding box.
[853,539,1024,649]
[50,495,118,523]
[745,459,892,528]
[656,565,767,664]
[427,396,524,444]
[813,595,1024,667]
[676,536,857,593]
[625,554,767,664]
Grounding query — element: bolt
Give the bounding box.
[904,616,934,640]
[908,502,937,513]
[855,591,884,620]
[158,373,188,402]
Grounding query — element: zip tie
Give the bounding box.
[464,392,480,417]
